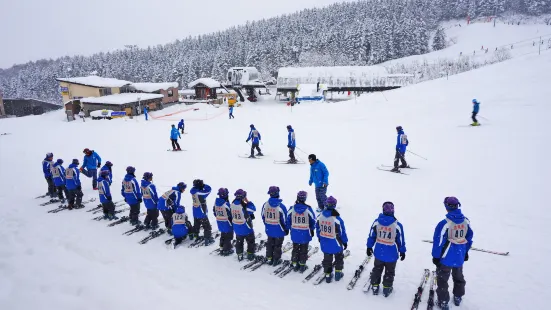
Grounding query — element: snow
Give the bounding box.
[131,82,178,93]
[80,93,163,105]
[56,76,131,88]
[1,51,551,310]
[296,84,326,101]
[188,78,222,89]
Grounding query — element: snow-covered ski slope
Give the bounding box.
[1,52,551,310]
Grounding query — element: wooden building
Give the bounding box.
[80,93,164,117]
[1,98,62,117]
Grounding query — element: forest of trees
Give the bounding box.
[1,0,550,103]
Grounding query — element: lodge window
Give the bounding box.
[167,89,173,97]
[100,88,112,96]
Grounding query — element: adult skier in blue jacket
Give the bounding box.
[287,125,297,163]
[141,172,159,229]
[366,201,407,297]
[65,159,83,210]
[100,161,113,185]
[158,182,187,234]
[308,154,329,212]
[172,206,193,249]
[432,197,474,310]
[190,179,214,245]
[170,124,182,151]
[80,148,102,190]
[42,152,56,198]
[51,159,67,203]
[98,170,117,220]
[316,196,348,283]
[213,188,234,256]
[178,119,185,134]
[471,99,480,126]
[121,166,142,226]
[246,124,263,158]
[231,189,257,261]
[286,191,316,272]
[261,186,288,266]
[391,126,409,172]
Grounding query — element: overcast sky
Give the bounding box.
[0,0,354,69]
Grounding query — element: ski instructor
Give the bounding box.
[308,154,329,212]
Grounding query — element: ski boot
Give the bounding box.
[60,198,66,204]
[75,204,85,209]
[335,270,344,281]
[237,253,244,261]
[267,258,273,266]
[173,238,183,249]
[292,262,300,272]
[371,284,380,295]
[221,249,234,256]
[453,296,462,306]
[325,273,333,283]
[256,153,264,156]
[247,252,255,261]
[204,237,215,246]
[383,286,393,297]
[144,224,151,230]
[103,214,109,220]
[108,213,118,220]
[437,301,450,310]
[399,164,410,168]
[390,167,400,173]
[299,264,309,273]
[93,187,98,190]
[272,259,282,267]
[167,228,173,236]
[67,204,74,210]
[248,155,256,159]
[471,122,480,126]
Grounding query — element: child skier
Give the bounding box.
[471,99,480,126]
[391,126,409,173]
[80,148,102,190]
[158,182,187,235]
[213,188,234,256]
[172,206,192,249]
[190,179,214,245]
[42,152,55,198]
[246,124,263,158]
[178,119,185,134]
[261,186,288,266]
[100,161,113,185]
[51,159,67,203]
[98,170,117,220]
[141,172,159,229]
[231,189,257,261]
[366,201,407,297]
[432,197,474,310]
[287,125,297,163]
[120,166,142,226]
[316,196,348,283]
[170,124,182,151]
[65,159,84,210]
[287,191,316,272]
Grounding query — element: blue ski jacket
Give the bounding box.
[213,198,233,233]
[42,158,53,178]
[158,187,182,211]
[98,176,112,203]
[65,164,81,190]
[246,127,261,144]
[261,198,288,238]
[121,174,142,204]
[51,162,66,187]
[81,151,101,170]
[316,209,348,254]
[309,160,329,187]
[230,199,256,236]
[100,165,112,185]
[287,128,296,148]
[178,120,184,129]
[172,208,190,238]
[432,209,473,268]
[170,127,181,140]
[287,202,316,244]
[396,130,409,153]
[190,184,212,219]
[366,213,407,263]
[140,179,159,210]
[473,101,480,113]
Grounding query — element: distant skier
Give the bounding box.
[178,119,185,134]
[170,124,182,151]
[287,125,297,163]
[141,172,159,229]
[98,170,117,220]
[65,159,84,210]
[231,189,257,261]
[172,206,193,249]
[190,179,214,245]
[121,166,142,226]
[316,196,348,283]
[308,154,329,212]
[366,201,407,297]
[42,152,56,198]
[246,124,263,158]
[100,161,113,185]
[432,197,474,310]
[391,126,409,173]
[143,106,148,121]
[80,148,102,190]
[158,182,187,235]
[471,99,480,126]
[286,191,316,272]
[229,106,235,119]
[213,188,234,256]
[51,159,68,203]
[261,186,288,266]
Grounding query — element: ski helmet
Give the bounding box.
[382,201,395,215]
[177,182,187,191]
[101,170,111,177]
[56,159,64,165]
[143,172,153,180]
[126,166,136,174]
[287,125,292,130]
[444,196,461,210]
[171,124,175,127]
[250,124,255,128]
[325,196,337,209]
[472,99,478,103]
[105,161,113,167]
[193,179,204,189]
[396,126,403,131]
[175,206,185,214]
[46,152,54,159]
[234,189,247,199]
[72,159,79,165]
[296,191,308,202]
[83,148,91,155]
[218,188,229,199]
[267,186,280,198]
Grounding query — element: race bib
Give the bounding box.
[172,213,187,225]
[231,203,245,225]
[142,186,152,199]
[291,212,309,230]
[318,216,336,239]
[161,190,174,200]
[263,203,279,225]
[122,181,134,194]
[375,222,397,245]
[400,134,408,145]
[65,168,74,180]
[51,166,60,178]
[192,194,200,207]
[447,219,469,245]
[98,183,106,195]
[214,205,228,221]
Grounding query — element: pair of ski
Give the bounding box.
[89,200,126,214]
[165,231,221,248]
[272,243,309,275]
[276,246,320,278]
[107,212,147,227]
[239,153,266,159]
[91,208,129,221]
[346,255,373,290]
[245,242,296,272]
[209,240,237,255]
[40,199,61,206]
[421,240,509,256]
[138,228,167,244]
[273,160,305,165]
[406,269,436,310]
[123,221,165,236]
[47,198,97,213]
[377,165,418,175]
[308,249,352,285]
[167,149,187,152]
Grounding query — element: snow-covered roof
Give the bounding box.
[131,82,178,93]
[56,76,131,88]
[278,66,389,78]
[80,93,163,105]
[188,78,222,88]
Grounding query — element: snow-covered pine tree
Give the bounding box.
[432,27,447,51]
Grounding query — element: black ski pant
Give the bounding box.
[171,139,181,150]
[250,143,261,156]
[144,208,159,226]
[315,186,327,211]
[128,203,141,222]
[161,210,173,229]
[229,113,234,119]
[472,112,478,123]
[289,147,296,161]
[291,242,310,265]
[370,258,397,287]
[56,185,68,200]
[102,200,116,215]
[436,265,466,303]
[393,150,408,168]
[265,236,284,261]
[66,188,83,207]
[235,232,256,255]
[193,217,212,239]
[220,231,234,251]
[46,176,56,198]
[180,126,184,134]
[322,251,344,274]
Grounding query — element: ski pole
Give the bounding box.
[296,147,309,155]
[407,150,428,160]
[479,115,490,121]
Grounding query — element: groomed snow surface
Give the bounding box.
[1,52,551,310]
